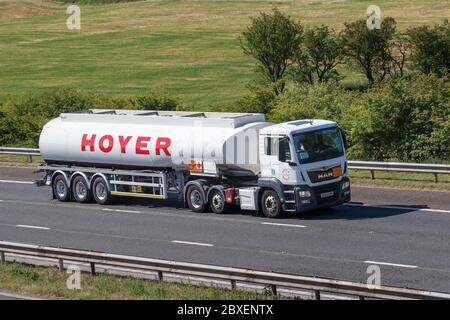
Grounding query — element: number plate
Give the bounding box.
[131,185,142,193]
[320,191,334,198]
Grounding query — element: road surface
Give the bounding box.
[0,167,449,293]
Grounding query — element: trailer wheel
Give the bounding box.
[71,175,91,203]
[261,190,282,218]
[92,177,112,205]
[53,175,70,202]
[209,189,227,214]
[186,185,207,213]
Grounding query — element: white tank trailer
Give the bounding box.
[36,109,351,218]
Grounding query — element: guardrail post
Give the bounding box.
[271,285,277,296]
[0,251,5,264]
[370,170,375,180]
[230,280,236,290]
[27,155,32,163]
[157,271,163,281]
[434,173,439,183]
[90,262,96,275]
[359,296,365,300]
[314,290,321,300]
[58,259,64,272]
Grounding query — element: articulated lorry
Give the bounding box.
[36,110,351,218]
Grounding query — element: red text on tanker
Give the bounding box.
[81,134,171,156]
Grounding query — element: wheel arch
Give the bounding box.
[183,179,208,207]
[69,171,91,189]
[257,178,285,203]
[51,170,70,199]
[90,173,111,191]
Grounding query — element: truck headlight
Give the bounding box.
[299,190,311,198]
[341,181,350,190]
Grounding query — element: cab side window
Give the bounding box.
[264,136,291,162]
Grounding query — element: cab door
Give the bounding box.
[262,135,298,185]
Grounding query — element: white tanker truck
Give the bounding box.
[36,109,351,218]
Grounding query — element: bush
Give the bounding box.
[0,89,182,147]
[267,75,449,162]
[407,20,450,77]
[268,84,355,123]
[130,92,182,111]
[342,75,449,161]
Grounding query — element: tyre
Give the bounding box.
[261,189,282,218]
[186,185,207,213]
[209,189,228,214]
[92,176,112,205]
[71,175,91,203]
[53,175,71,202]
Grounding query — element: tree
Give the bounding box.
[407,19,450,77]
[240,8,303,95]
[390,33,410,77]
[292,25,343,85]
[341,17,397,85]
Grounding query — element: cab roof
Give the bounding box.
[260,119,337,135]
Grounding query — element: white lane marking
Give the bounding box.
[0,180,33,185]
[364,260,418,269]
[261,222,307,228]
[102,208,141,214]
[16,224,50,230]
[0,200,3,202]
[344,203,450,214]
[172,240,214,247]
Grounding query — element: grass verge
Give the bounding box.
[349,170,450,191]
[0,262,275,300]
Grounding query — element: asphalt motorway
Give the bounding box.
[0,167,450,293]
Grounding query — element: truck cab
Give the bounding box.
[241,119,351,217]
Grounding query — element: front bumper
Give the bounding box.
[284,177,351,213]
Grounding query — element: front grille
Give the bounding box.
[308,165,341,183]
[313,182,339,205]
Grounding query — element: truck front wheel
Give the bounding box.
[261,190,282,218]
[92,177,112,205]
[209,189,227,214]
[186,185,207,213]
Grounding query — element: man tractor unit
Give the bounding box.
[36,110,351,218]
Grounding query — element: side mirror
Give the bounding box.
[288,161,297,167]
[340,128,348,150]
[278,137,291,163]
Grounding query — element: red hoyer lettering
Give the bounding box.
[81,134,171,156]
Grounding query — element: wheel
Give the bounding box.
[209,189,228,214]
[53,175,70,202]
[92,177,112,205]
[186,185,207,213]
[261,189,282,218]
[71,175,91,203]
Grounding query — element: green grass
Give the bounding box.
[0,154,43,167]
[0,0,449,108]
[349,169,450,191]
[0,262,275,299]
